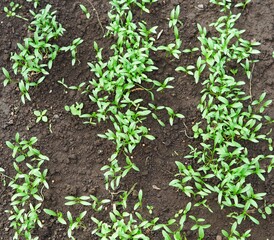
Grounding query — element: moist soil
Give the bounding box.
[0,0,274,239]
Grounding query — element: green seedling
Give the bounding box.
[34,110,48,123]
[210,0,231,12]
[0,167,10,186]
[89,192,191,239]
[190,216,211,239]
[2,67,12,86]
[4,2,28,21]
[258,202,274,220]
[80,4,90,19]
[230,68,238,75]
[157,43,181,59]
[146,205,154,214]
[44,209,67,224]
[60,37,83,66]
[153,202,191,239]
[45,208,87,239]
[67,211,87,240]
[91,192,161,239]
[176,65,195,75]
[169,5,181,28]
[135,0,157,13]
[222,221,251,239]
[58,78,86,91]
[183,47,199,54]
[65,102,83,116]
[65,195,111,212]
[235,0,252,9]
[3,4,64,103]
[158,5,182,59]
[25,0,40,8]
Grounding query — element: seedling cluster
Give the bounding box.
[5,133,49,239]
[65,0,184,190]
[2,4,83,103]
[171,2,274,238]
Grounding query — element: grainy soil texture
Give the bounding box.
[0,0,274,239]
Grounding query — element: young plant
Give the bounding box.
[158,5,182,59]
[209,0,231,12]
[4,2,28,21]
[65,195,111,212]
[25,0,40,8]
[2,67,12,86]
[33,109,48,123]
[235,0,252,9]
[0,167,8,186]
[189,215,211,239]
[222,221,251,239]
[79,4,90,19]
[135,0,157,13]
[182,47,199,54]
[65,102,83,116]
[44,209,87,240]
[67,211,87,240]
[89,191,191,239]
[60,37,84,66]
[43,209,67,225]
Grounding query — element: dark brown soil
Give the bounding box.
[0,0,274,239]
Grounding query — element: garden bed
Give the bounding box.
[0,0,274,239]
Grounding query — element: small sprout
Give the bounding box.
[4,2,28,21]
[44,209,67,225]
[34,110,48,123]
[26,0,40,8]
[147,205,154,214]
[65,102,83,116]
[169,5,181,28]
[2,67,12,86]
[80,4,90,19]
[235,0,252,9]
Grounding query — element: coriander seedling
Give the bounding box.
[2,67,12,86]
[235,0,252,9]
[190,215,211,239]
[4,2,28,21]
[80,4,90,19]
[25,0,40,8]
[34,110,48,123]
[44,209,67,225]
[209,0,231,12]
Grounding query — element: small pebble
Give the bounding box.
[197,4,204,9]
[216,235,222,240]
[142,170,149,176]
[98,149,103,155]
